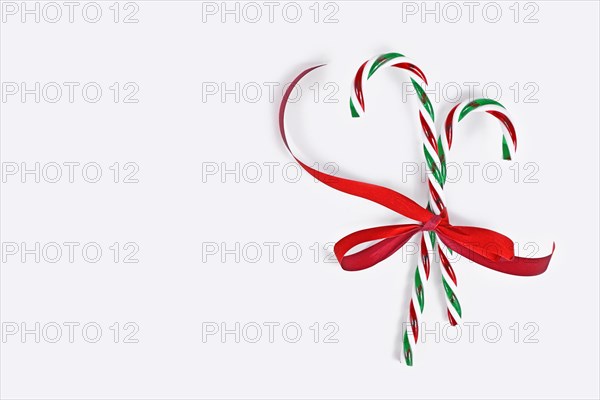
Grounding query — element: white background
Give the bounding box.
[1,1,599,398]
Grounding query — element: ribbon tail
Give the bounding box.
[439,229,554,276]
[334,225,422,271]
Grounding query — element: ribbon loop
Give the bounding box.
[334,224,422,271]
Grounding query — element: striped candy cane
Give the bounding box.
[349,52,443,365]
[441,98,517,165]
[437,99,518,325]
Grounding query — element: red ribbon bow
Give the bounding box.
[279,65,554,276]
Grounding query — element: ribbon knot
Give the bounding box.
[421,210,447,231]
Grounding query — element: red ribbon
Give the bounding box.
[279,65,554,276]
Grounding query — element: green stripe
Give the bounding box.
[350,98,360,117]
[429,231,437,247]
[403,331,413,366]
[502,136,511,160]
[411,78,434,121]
[367,52,404,78]
[423,146,444,187]
[442,278,462,317]
[458,98,505,121]
[415,268,424,312]
[437,136,447,186]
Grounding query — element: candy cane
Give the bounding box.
[350,52,442,365]
[441,99,517,164]
[437,98,518,325]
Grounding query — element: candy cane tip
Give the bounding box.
[502,137,513,160]
[350,99,361,118]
